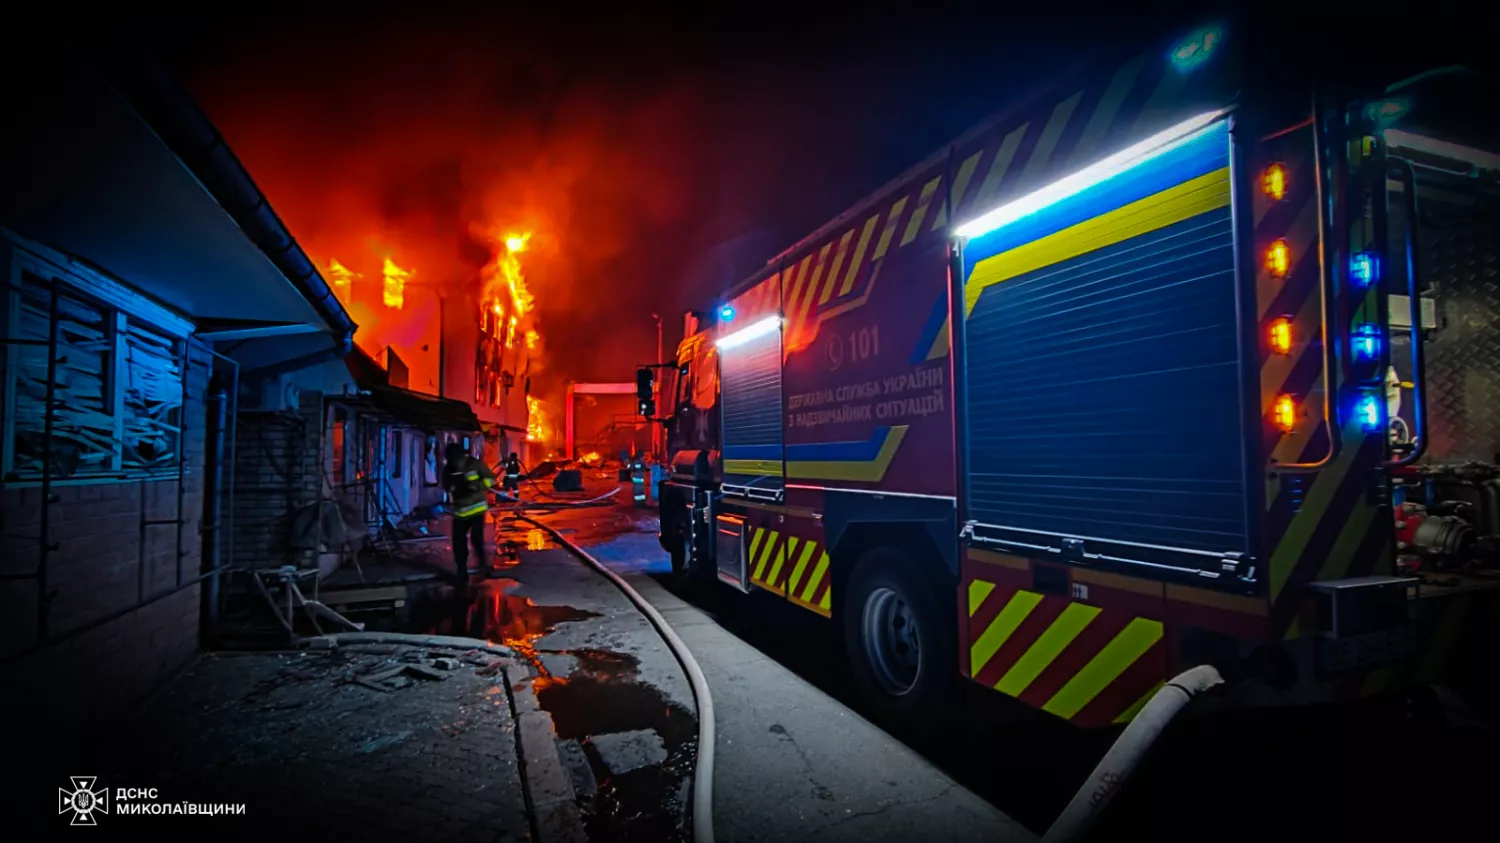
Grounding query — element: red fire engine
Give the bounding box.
[640,16,1499,728]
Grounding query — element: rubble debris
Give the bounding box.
[346,643,401,655]
[354,678,392,693]
[432,657,462,671]
[364,665,410,683]
[404,663,449,681]
[558,739,598,796]
[590,729,669,776]
[351,659,453,691]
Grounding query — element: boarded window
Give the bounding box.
[7,273,117,479]
[4,270,187,482]
[121,319,183,474]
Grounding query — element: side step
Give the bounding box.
[715,514,750,593]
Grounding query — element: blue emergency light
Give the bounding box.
[1350,253,1378,287]
[1353,325,1382,361]
[719,304,736,322]
[1357,395,1383,431]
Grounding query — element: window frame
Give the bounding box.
[2,238,194,486]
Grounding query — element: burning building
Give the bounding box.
[315,229,548,471]
[439,231,547,468]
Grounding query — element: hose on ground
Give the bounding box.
[489,486,621,511]
[1041,665,1224,843]
[518,514,716,843]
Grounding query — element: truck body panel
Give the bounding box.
[659,18,1499,725]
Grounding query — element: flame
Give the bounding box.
[525,330,539,350]
[326,259,358,307]
[484,231,535,317]
[526,394,548,442]
[382,257,410,309]
[581,451,601,464]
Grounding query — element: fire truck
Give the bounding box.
[640,16,1500,728]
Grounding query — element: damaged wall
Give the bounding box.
[0,339,211,745]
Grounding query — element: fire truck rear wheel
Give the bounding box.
[844,546,953,726]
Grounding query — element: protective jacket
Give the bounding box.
[444,456,495,519]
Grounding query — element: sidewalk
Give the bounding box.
[53,635,566,843]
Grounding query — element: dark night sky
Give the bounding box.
[100,1,1250,388]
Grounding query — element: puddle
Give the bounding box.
[334,534,696,840]
[401,578,600,665]
[538,648,696,843]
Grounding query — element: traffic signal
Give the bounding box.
[636,367,654,401]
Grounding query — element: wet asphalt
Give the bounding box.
[356,486,1499,843]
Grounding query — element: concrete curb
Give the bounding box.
[504,662,587,843]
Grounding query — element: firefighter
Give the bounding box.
[502,451,523,497]
[443,442,495,586]
[630,450,646,506]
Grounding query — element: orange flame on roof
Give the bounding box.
[382,257,410,309]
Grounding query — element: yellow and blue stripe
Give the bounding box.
[963,119,1231,314]
[724,426,910,484]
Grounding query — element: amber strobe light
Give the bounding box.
[1274,395,1297,432]
[1266,239,1290,279]
[1269,318,1293,354]
[1262,163,1287,201]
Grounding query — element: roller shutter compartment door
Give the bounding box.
[960,118,1251,574]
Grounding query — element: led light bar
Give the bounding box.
[717,315,780,350]
[954,109,1229,240]
[1385,129,1500,174]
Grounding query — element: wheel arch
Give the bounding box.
[823,492,958,620]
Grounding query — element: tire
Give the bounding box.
[843,546,955,728]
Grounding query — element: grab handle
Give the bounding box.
[1387,156,1429,467]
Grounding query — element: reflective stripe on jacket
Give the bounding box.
[445,456,495,518]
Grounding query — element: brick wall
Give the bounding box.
[0,339,212,752]
[229,391,324,571]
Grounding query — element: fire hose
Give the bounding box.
[1041,665,1224,843]
[518,514,717,843]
